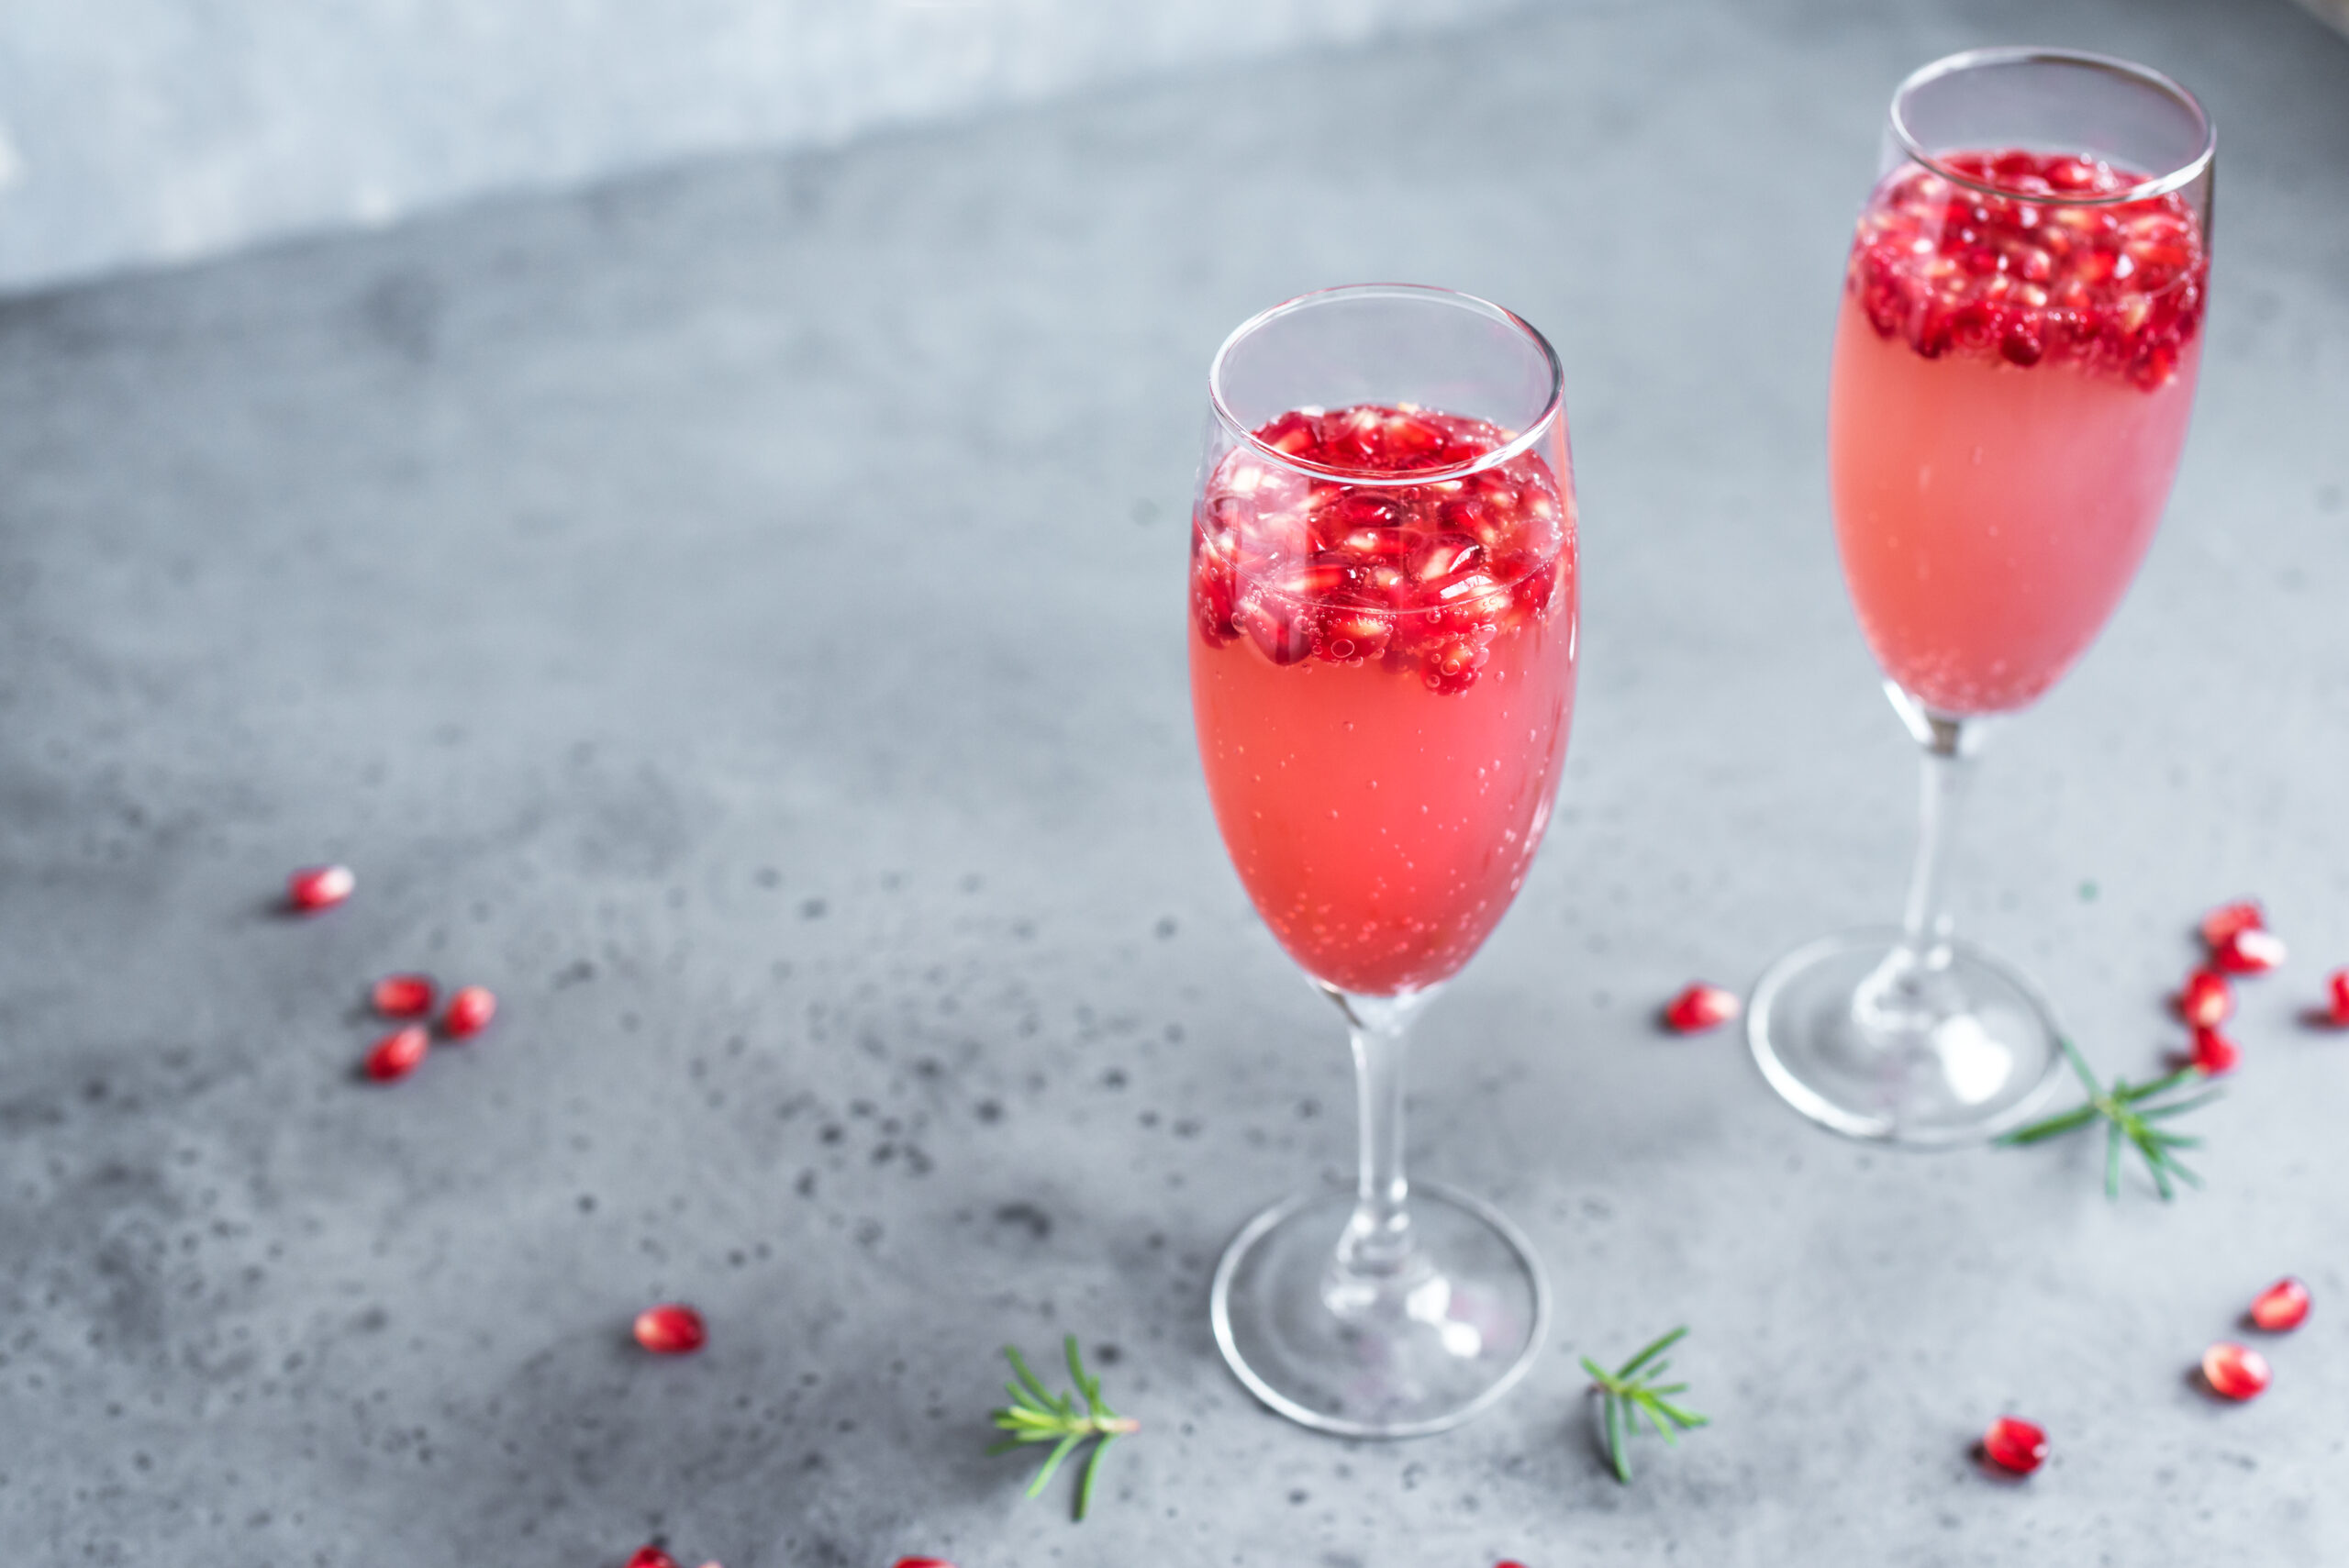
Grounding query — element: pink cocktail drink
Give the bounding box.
[1831,150,2209,716]
[1189,405,1577,996]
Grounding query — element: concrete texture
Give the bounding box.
[0,0,1523,295]
[1,0,2345,1563]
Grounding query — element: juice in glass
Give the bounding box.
[1830,150,2208,716]
[1188,405,1577,995]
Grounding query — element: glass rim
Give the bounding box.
[1888,47,2216,206]
[1206,283,1567,490]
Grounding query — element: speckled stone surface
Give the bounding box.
[1,1,2344,1563]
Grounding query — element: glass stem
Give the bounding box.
[1325,985,1438,1283]
[1886,685,1982,973]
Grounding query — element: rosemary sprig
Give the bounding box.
[1998,1037,2221,1200]
[987,1336,1137,1520]
[1581,1326,1707,1483]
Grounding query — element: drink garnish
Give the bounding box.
[987,1337,1137,1521]
[1998,1037,2220,1199]
[1580,1326,1708,1483]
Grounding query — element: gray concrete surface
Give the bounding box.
[2,0,2346,1562]
[0,0,1524,296]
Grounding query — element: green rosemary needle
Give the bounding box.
[1581,1325,1708,1484]
[987,1336,1137,1521]
[1998,1037,2221,1200]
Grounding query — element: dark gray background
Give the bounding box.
[1,0,2344,1562]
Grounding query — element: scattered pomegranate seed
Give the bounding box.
[893,1561,958,1568]
[1980,1415,2048,1475]
[2199,900,2265,950]
[2212,926,2286,974]
[2325,969,2349,1027]
[1663,983,1742,1033]
[2249,1277,2311,1332]
[372,973,436,1018]
[287,864,355,912]
[2189,1025,2240,1076]
[363,1025,430,1083]
[625,1549,679,1568]
[442,984,497,1038]
[2201,1341,2271,1401]
[2176,969,2232,1029]
[634,1303,707,1354]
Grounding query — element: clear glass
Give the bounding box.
[1750,50,2216,1144]
[1189,284,1577,1434]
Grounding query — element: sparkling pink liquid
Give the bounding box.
[1192,595,1574,995]
[1831,150,2207,717]
[1831,295,2200,714]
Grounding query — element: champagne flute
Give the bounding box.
[1750,50,2215,1144]
[1190,284,1576,1434]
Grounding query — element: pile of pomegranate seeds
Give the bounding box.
[2200,1341,2271,1401]
[287,863,355,912]
[363,1025,430,1083]
[1192,405,1569,695]
[358,973,497,1082]
[1847,149,2207,388]
[1980,1415,2048,1476]
[372,973,436,1018]
[1663,983,1742,1034]
[281,862,506,1082]
[2172,899,2287,1077]
[2249,1276,2311,1333]
[634,1303,707,1355]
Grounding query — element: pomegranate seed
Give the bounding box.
[441,984,496,1038]
[372,973,436,1018]
[893,1561,959,1568]
[1663,983,1742,1034]
[2201,1341,2271,1401]
[363,1025,430,1083]
[1313,602,1391,664]
[2199,900,2264,949]
[2213,927,2286,974]
[625,1550,679,1568]
[2325,968,2349,1027]
[1980,1415,2047,1476]
[634,1303,707,1354]
[1235,591,1314,667]
[287,864,355,912]
[2176,969,2232,1029]
[2189,1024,2240,1076]
[2249,1277,2311,1332]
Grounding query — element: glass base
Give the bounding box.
[1747,927,2065,1146]
[1208,1180,1548,1438]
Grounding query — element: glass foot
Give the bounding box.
[1747,927,2065,1146]
[1208,1180,1548,1438]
